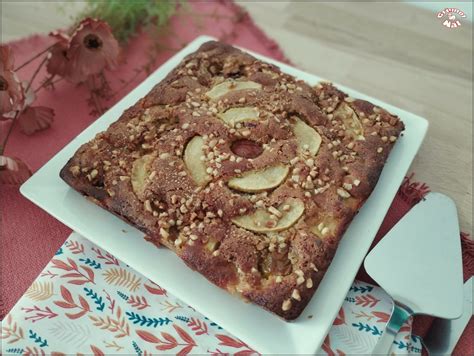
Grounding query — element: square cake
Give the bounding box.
[60,41,404,320]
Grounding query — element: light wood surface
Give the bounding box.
[1,1,472,233]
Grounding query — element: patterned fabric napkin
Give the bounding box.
[1,232,422,355]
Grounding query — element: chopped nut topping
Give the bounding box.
[268,206,282,218]
[389,135,397,142]
[306,278,313,289]
[160,228,169,239]
[292,289,301,301]
[296,276,305,285]
[90,169,98,179]
[290,157,299,165]
[144,200,152,212]
[282,299,292,311]
[337,188,351,199]
[377,147,383,153]
[343,183,353,191]
[295,269,304,277]
[241,129,251,137]
[353,179,361,186]
[70,165,80,176]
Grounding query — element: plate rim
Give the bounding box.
[20,35,428,354]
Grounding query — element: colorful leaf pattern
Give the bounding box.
[24,282,54,301]
[21,306,58,323]
[88,306,130,338]
[1,315,25,344]
[145,280,168,297]
[53,285,91,319]
[103,268,141,292]
[65,240,85,254]
[51,258,95,285]
[137,324,197,355]
[1,233,422,355]
[127,294,151,310]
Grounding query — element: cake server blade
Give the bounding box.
[364,192,463,354]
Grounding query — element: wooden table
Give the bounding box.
[2,1,472,233]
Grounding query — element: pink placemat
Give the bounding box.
[1,1,472,354]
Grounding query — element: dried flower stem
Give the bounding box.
[34,76,63,94]
[25,56,49,92]
[86,75,105,115]
[14,43,56,72]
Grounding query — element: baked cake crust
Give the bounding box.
[60,41,404,320]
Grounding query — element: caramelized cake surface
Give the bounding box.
[61,41,404,320]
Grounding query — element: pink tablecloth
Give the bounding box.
[1,1,472,354]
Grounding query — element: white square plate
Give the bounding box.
[21,36,428,354]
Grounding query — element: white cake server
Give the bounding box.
[364,192,464,355]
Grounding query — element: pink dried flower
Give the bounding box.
[18,106,55,135]
[46,31,71,78]
[66,18,120,83]
[14,83,54,135]
[0,45,24,115]
[0,155,31,185]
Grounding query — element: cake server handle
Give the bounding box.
[371,301,413,355]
